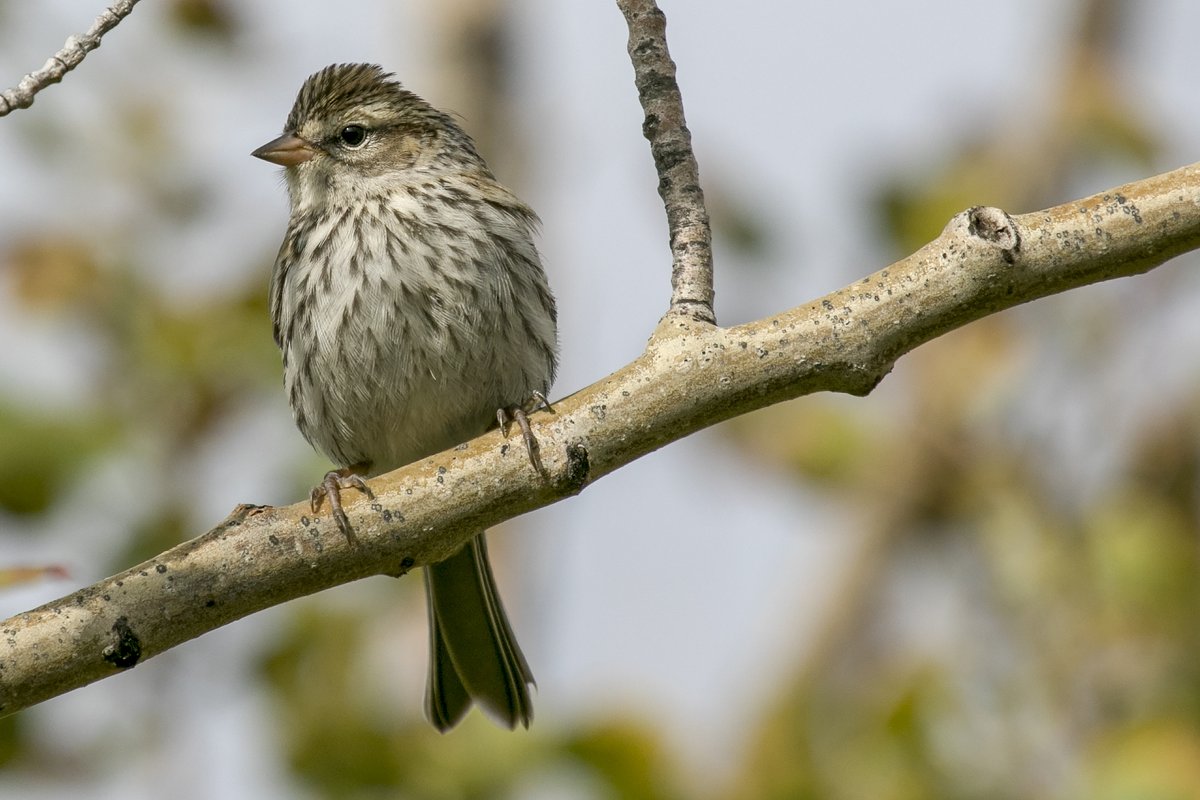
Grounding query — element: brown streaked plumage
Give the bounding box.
[254,63,557,732]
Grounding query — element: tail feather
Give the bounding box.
[424,532,534,731]
[424,606,473,731]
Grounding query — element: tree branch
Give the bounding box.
[2,164,1198,715]
[0,0,142,118]
[618,0,715,324]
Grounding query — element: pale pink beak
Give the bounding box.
[252,133,318,167]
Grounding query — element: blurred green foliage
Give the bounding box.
[169,0,239,39]
[0,402,114,515]
[715,0,1200,796]
[260,604,688,799]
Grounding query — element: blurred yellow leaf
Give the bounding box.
[1086,720,1200,800]
[3,236,101,312]
[0,564,69,588]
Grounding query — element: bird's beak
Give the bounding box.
[252,133,318,167]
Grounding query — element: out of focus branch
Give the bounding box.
[1,163,1198,715]
[0,0,142,117]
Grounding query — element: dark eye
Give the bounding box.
[338,125,367,148]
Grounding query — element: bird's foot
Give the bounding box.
[311,465,374,539]
[497,391,553,475]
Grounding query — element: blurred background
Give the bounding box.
[1,0,1199,797]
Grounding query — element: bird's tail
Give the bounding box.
[424,532,534,731]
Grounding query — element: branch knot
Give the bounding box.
[965,206,1022,263]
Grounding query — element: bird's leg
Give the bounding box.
[496,391,554,475]
[311,463,374,539]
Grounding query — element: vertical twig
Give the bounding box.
[617,0,716,325]
[0,0,143,118]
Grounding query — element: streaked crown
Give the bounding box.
[286,64,427,133]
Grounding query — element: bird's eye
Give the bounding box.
[338,125,367,148]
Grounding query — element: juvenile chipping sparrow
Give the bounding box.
[253,63,557,731]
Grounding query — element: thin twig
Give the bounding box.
[0,0,142,118]
[617,0,716,325]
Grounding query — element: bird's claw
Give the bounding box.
[497,392,553,475]
[311,468,374,539]
[529,390,552,413]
